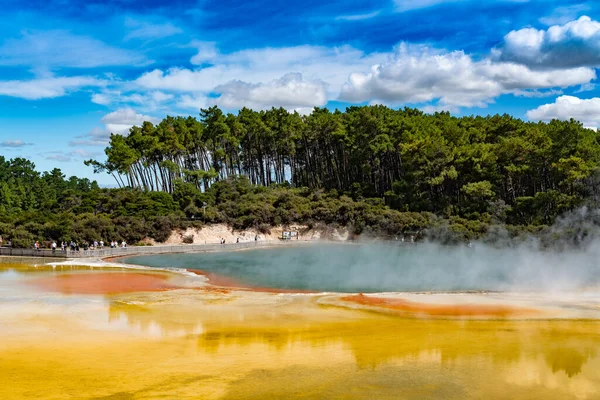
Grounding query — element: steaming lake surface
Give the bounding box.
[122,243,600,292]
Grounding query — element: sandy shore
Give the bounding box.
[148,223,353,245]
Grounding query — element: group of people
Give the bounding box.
[28,239,127,252]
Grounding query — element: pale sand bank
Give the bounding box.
[148,223,353,245]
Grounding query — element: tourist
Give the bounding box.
[121,240,127,248]
[0,236,3,247]
[93,240,98,249]
[236,237,240,243]
[34,241,40,251]
[99,240,104,249]
[255,235,258,241]
[51,241,56,254]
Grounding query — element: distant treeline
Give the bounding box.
[2,106,600,248]
[89,106,600,225]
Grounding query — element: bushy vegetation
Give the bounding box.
[90,106,600,226]
[3,105,600,248]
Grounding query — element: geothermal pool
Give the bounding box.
[2,244,600,399]
[122,243,600,292]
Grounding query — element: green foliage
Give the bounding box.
[2,107,600,247]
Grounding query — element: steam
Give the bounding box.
[123,242,600,294]
[122,207,600,294]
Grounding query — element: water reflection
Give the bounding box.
[107,296,600,383]
[3,264,600,399]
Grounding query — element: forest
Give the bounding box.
[2,105,600,248]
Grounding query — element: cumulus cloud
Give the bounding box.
[101,107,159,134]
[138,45,383,97]
[0,76,104,100]
[88,17,599,114]
[339,43,595,108]
[526,95,600,128]
[0,140,32,148]
[494,16,600,68]
[215,73,328,111]
[133,37,597,113]
[0,30,147,68]
[71,108,160,146]
[134,45,384,111]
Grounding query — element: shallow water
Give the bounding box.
[123,243,600,293]
[2,261,600,399]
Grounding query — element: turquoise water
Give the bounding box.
[121,243,600,293]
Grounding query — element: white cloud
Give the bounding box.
[494,16,600,68]
[336,11,381,21]
[135,40,596,113]
[71,149,98,158]
[101,107,159,134]
[107,20,599,114]
[124,18,183,41]
[394,0,462,11]
[214,73,328,110]
[177,95,208,111]
[142,45,384,95]
[0,76,104,100]
[71,108,160,147]
[91,92,113,106]
[395,0,528,11]
[0,30,147,68]
[91,90,174,111]
[539,5,590,26]
[135,45,384,110]
[339,43,595,108]
[526,95,600,128]
[0,140,32,148]
[189,41,219,65]
[46,154,72,162]
[44,149,100,163]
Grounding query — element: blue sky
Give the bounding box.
[1,0,600,185]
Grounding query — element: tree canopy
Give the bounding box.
[92,105,600,226]
[2,105,600,249]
